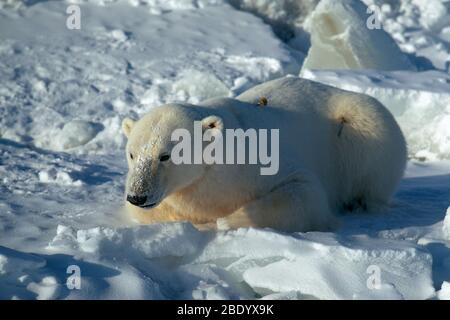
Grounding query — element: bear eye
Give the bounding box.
[129,153,134,160]
[159,153,170,162]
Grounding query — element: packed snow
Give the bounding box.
[0,0,450,300]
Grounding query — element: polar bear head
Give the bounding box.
[122,104,223,209]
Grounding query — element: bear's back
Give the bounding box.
[236,76,339,114]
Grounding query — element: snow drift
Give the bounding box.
[2,223,435,300]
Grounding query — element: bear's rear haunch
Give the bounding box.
[122,76,407,232]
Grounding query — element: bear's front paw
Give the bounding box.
[194,222,218,231]
[216,218,231,231]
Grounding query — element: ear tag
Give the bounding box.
[337,117,347,138]
[257,96,268,107]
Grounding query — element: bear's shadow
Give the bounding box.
[341,173,450,235]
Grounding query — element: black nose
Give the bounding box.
[127,195,147,206]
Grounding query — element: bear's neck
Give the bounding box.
[166,167,255,223]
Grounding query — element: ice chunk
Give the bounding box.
[26,276,60,300]
[301,0,415,72]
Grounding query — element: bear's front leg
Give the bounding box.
[217,172,339,232]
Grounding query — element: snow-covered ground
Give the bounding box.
[0,0,449,300]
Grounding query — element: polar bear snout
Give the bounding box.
[126,194,160,208]
[126,195,147,206]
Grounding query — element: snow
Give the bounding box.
[43,225,435,299]
[0,0,297,155]
[1,0,450,300]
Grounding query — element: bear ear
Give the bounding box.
[122,118,135,138]
[201,115,224,132]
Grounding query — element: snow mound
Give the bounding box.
[34,120,104,151]
[301,0,415,72]
[438,281,450,300]
[48,223,204,258]
[303,69,450,160]
[166,69,231,104]
[38,169,83,187]
[45,224,434,300]
[443,207,450,239]
[57,121,103,150]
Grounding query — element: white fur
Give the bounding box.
[122,76,407,232]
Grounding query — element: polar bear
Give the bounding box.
[122,76,407,232]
